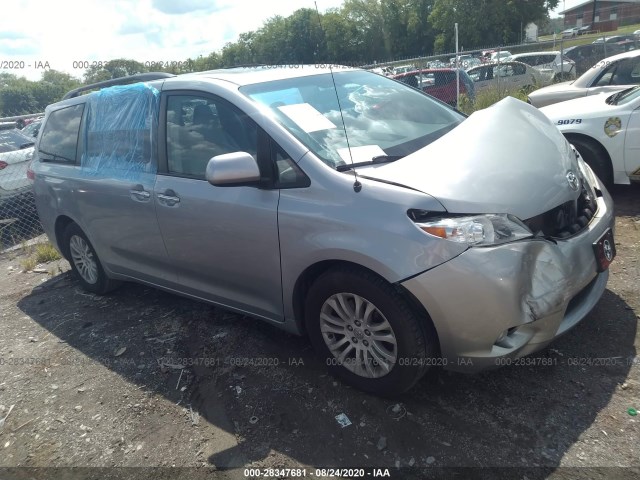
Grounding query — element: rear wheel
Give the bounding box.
[63,223,120,294]
[520,84,536,95]
[568,136,613,189]
[305,267,434,396]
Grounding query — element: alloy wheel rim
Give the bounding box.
[69,235,98,284]
[320,293,397,378]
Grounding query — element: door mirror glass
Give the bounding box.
[206,152,261,186]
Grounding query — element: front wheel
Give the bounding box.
[568,137,614,189]
[305,267,434,396]
[63,223,120,294]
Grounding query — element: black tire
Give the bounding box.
[305,267,434,396]
[568,136,613,189]
[520,84,536,95]
[63,223,120,294]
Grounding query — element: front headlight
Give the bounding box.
[415,214,533,247]
[576,154,597,189]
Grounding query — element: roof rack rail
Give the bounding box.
[223,64,268,69]
[62,72,176,100]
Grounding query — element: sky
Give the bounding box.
[1,0,586,82]
[0,0,344,81]
[552,0,589,17]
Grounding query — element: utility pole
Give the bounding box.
[592,0,598,24]
[455,22,459,110]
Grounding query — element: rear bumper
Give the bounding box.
[402,188,615,372]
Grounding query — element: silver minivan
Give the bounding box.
[32,67,616,395]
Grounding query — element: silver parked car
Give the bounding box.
[32,67,615,395]
[466,61,543,93]
[528,49,640,107]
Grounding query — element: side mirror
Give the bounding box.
[206,152,261,186]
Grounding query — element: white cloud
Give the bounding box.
[0,0,344,81]
[151,0,223,15]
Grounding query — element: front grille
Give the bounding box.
[524,181,598,239]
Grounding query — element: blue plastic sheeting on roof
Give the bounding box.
[81,83,159,179]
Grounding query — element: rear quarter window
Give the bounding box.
[39,104,85,163]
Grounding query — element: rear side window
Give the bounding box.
[539,55,556,65]
[518,55,536,66]
[434,72,454,86]
[39,104,84,163]
[512,63,526,75]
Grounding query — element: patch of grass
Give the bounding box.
[20,241,61,272]
[458,87,530,115]
[34,242,61,263]
[21,256,37,272]
[538,22,640,44]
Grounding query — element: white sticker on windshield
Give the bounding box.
[277,103,337,133]
[337,145,387,164]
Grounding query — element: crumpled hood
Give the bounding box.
[359,97,580,220]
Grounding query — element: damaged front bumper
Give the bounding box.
[402,187,615,372]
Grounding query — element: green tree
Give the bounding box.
[83,59,148,84]
[220,32,256,67]
[0,85,37,116]
[430,0,559,52]
[342,0,387,61]
[321,10,362,63]
[188,52,222,72]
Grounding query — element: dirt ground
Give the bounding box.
[0,185,639,480]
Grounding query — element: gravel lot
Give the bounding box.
[0,184,638,480]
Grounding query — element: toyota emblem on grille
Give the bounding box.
[566,171,580,191]
[603,239,613,262]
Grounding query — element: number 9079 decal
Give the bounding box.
[557,119,582,125]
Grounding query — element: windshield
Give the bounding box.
[240,71,463,169]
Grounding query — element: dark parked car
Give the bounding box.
[577,25,592,36]
[593,35,637,45]
[563,43,625,75]
[392,68,475,106]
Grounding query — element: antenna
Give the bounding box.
[313,1,361,193]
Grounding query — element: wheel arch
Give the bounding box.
[563,132,614,183]
[291,260,441,355]
[54,215,76,261]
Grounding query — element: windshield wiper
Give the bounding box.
[39,149,71,162]
[606,87,634,105]
[336,155,404,172]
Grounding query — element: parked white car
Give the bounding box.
[451,55,481,68]
[0,128,35,200]
[528,49,640,107]
[467,61,543,93]
[562,27,580,38]
[490,51,512,63]
[506,51,576,84]
[540,85,640,186]
[392,65,416,75]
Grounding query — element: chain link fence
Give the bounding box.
[1,29,637,249]
[0,116,43,250]
[370,30,638,111]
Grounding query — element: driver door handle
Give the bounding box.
[130,184,151,202]
[157,189,180,207]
